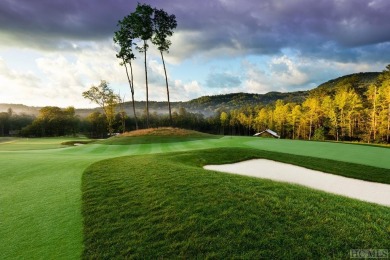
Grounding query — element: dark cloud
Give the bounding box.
[0,0,132,39]
[0,0,389,61]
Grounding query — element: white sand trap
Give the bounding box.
[204,159,390,207]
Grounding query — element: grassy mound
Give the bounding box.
[121,127,213,137]
[98,127,220,145]
[82,148,390,259]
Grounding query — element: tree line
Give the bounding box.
[218,65,390,143]
[0,108,34,136]
[2,65,389,144]
[1,105,213,138]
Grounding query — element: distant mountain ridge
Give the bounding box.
[312,72,380,96]
[0,103,40,115]
[0,72,380,117]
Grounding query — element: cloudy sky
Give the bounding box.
[0,0,389,108]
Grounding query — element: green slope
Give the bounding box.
[82,148,390,259]
[1,135,389,259]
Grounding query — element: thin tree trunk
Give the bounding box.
[372,86,377,141]
[334,111,339,141]
[160,51,172,125]
[349,115,352,139]
[129,61,138,130]
[297,124,301,139]
[123,59,138,130]
[340,110,344,139]
[292,122,295,139]
[144,40,150,128]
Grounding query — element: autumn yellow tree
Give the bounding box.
[237,110,253,136]
[321,95,338,140]
[288,104,302,139]
[229,109,240,135]
[377,65,390,142]
[220,111,229,135]
[334,87,349,138]
[253,107,269,132]
[302,96,321,140]
[345,88,362,139]
[273,100,289,138]
[366,84,380,142]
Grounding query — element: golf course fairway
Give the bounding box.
[1,133,389,259]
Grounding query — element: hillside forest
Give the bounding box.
[0,65,389,143]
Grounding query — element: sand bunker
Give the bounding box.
[204,159,390,207]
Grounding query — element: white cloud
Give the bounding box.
[164,31,203,64]
[240,59,282,93]
[269,55,309,86]
[1,36,387,110]
[168,80,204,101]
[0,57,42,105]
[0,41,142,108]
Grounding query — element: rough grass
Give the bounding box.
[82,148,390,259]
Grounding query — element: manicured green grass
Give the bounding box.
[0,136,223,259]
[0,137,91,151]
[93,134,390,169]
[0,137,16,143]
[82,148,390,259]
[329,140,390,149]
[244,137,390,169]
[0,150,105,259]
[1,134,389,259]
[98,133,221,145]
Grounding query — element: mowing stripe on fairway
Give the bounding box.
[2,136,389,260]
[149,143,164,154]
[161,142,174,153]
[66,144,104,154]
[136,143,152,154]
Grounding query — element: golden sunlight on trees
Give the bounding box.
[214,65,390,144]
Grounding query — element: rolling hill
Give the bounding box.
[0,72,380,117]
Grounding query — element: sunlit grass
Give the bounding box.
[0,137,91,151]
[99,127,220,145]
[82,148,390,259]
[1,132,389,259]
